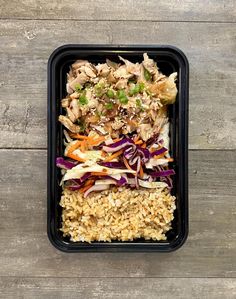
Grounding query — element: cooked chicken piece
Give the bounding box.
[156,72,178,105]
[91,125,108,135]
[149,98,162,111]
[86,90,99,109]
[137,123,153,141]
[111,117,124,130]
[115,78,128,89]
[96,63,110,77]
[104,121,113,135]
[126,118,138,133]
[70,99,81,119]
[119,56,140,76]
[105,104,119,118]
[154,74,166,82]
[84,113,100,124]
[113,65,133,79]
[153,106,168,132]
[67,70,74,82]
[61,98,70,108]
[66,83,74,94]
[137,65,146,82]
[66,107,77,123]
[69,73,89,90]
[84,65,97,78]
[70,92,80,99]
[72,60,89,70]
[106,59,119,70]
[58,115,81,133]
[142,53,159,75]
[107,71,116,83]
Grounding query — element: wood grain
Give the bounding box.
[0,20,236,149]
[0,0,235,22]
[0,277,235,299]
[0,149,235,278]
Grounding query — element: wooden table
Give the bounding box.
[0,1,236,298]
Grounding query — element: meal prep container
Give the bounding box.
[47,45,189,252]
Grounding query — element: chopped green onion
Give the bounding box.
[117,90,128,104]
[78,94,88,105]
[117,90,126,99]
[136,98,142,108]
[77,120,86,132]
[144,68,152,81]
[106,89,115,98]
[139,82,145,92]
[129,82,146,96]
[119,96,128,104]
[74,83,82,92]
[95,83,105,97]
[105,102,114,110]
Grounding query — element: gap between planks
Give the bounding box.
[0,17,235,24]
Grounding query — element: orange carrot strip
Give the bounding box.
[123,157,133,171]
[67,140,82,154]
[91,172,108,176]
[141,143,146,148]
[153,152,166,159]
[69,133,90,140]
[103,149,123,162]
[139,164,144,178]
[80,140,86,152]
[80,184,94,193]
[133,135,139,143]
[135,140,143,145]
[112,138,121,143]
[101,151,106,157]
[90,136,105,145]
[167,158,174,162]
[67,152,85,162]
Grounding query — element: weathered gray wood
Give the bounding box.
[0,0,235,22]
[0,277,235,299]
[0,20,236,149]
[0,149,235,278]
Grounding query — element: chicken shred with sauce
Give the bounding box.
[59,53,177,141]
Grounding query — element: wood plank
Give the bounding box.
[0,277,236,299]
[0,149,235,278]
[0,0,235,22]
[0,20,236,149]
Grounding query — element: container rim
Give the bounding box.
[47,44,189,252]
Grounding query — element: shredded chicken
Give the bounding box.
[59,53,178,139]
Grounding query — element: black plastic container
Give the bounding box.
[47,45,189,252]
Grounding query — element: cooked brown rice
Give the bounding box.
[60,187,176,242]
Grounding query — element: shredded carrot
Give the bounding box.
[135,140,143,145]
[67,152,85,162]
[67,140,82,154]
[79,184,93,193]
[69,133,90,140]
[101,150,106,157]
[167,158,174,162]
[153,152,166,159]
[123,157,133,171]
[133,135,139,143]
[141,143,146,148]
[90,172,108,176]
[90,136,105,145]
[84,179,95,186]
[80,140,86,152]
[139,164,144,178]
[103,149,123,162]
